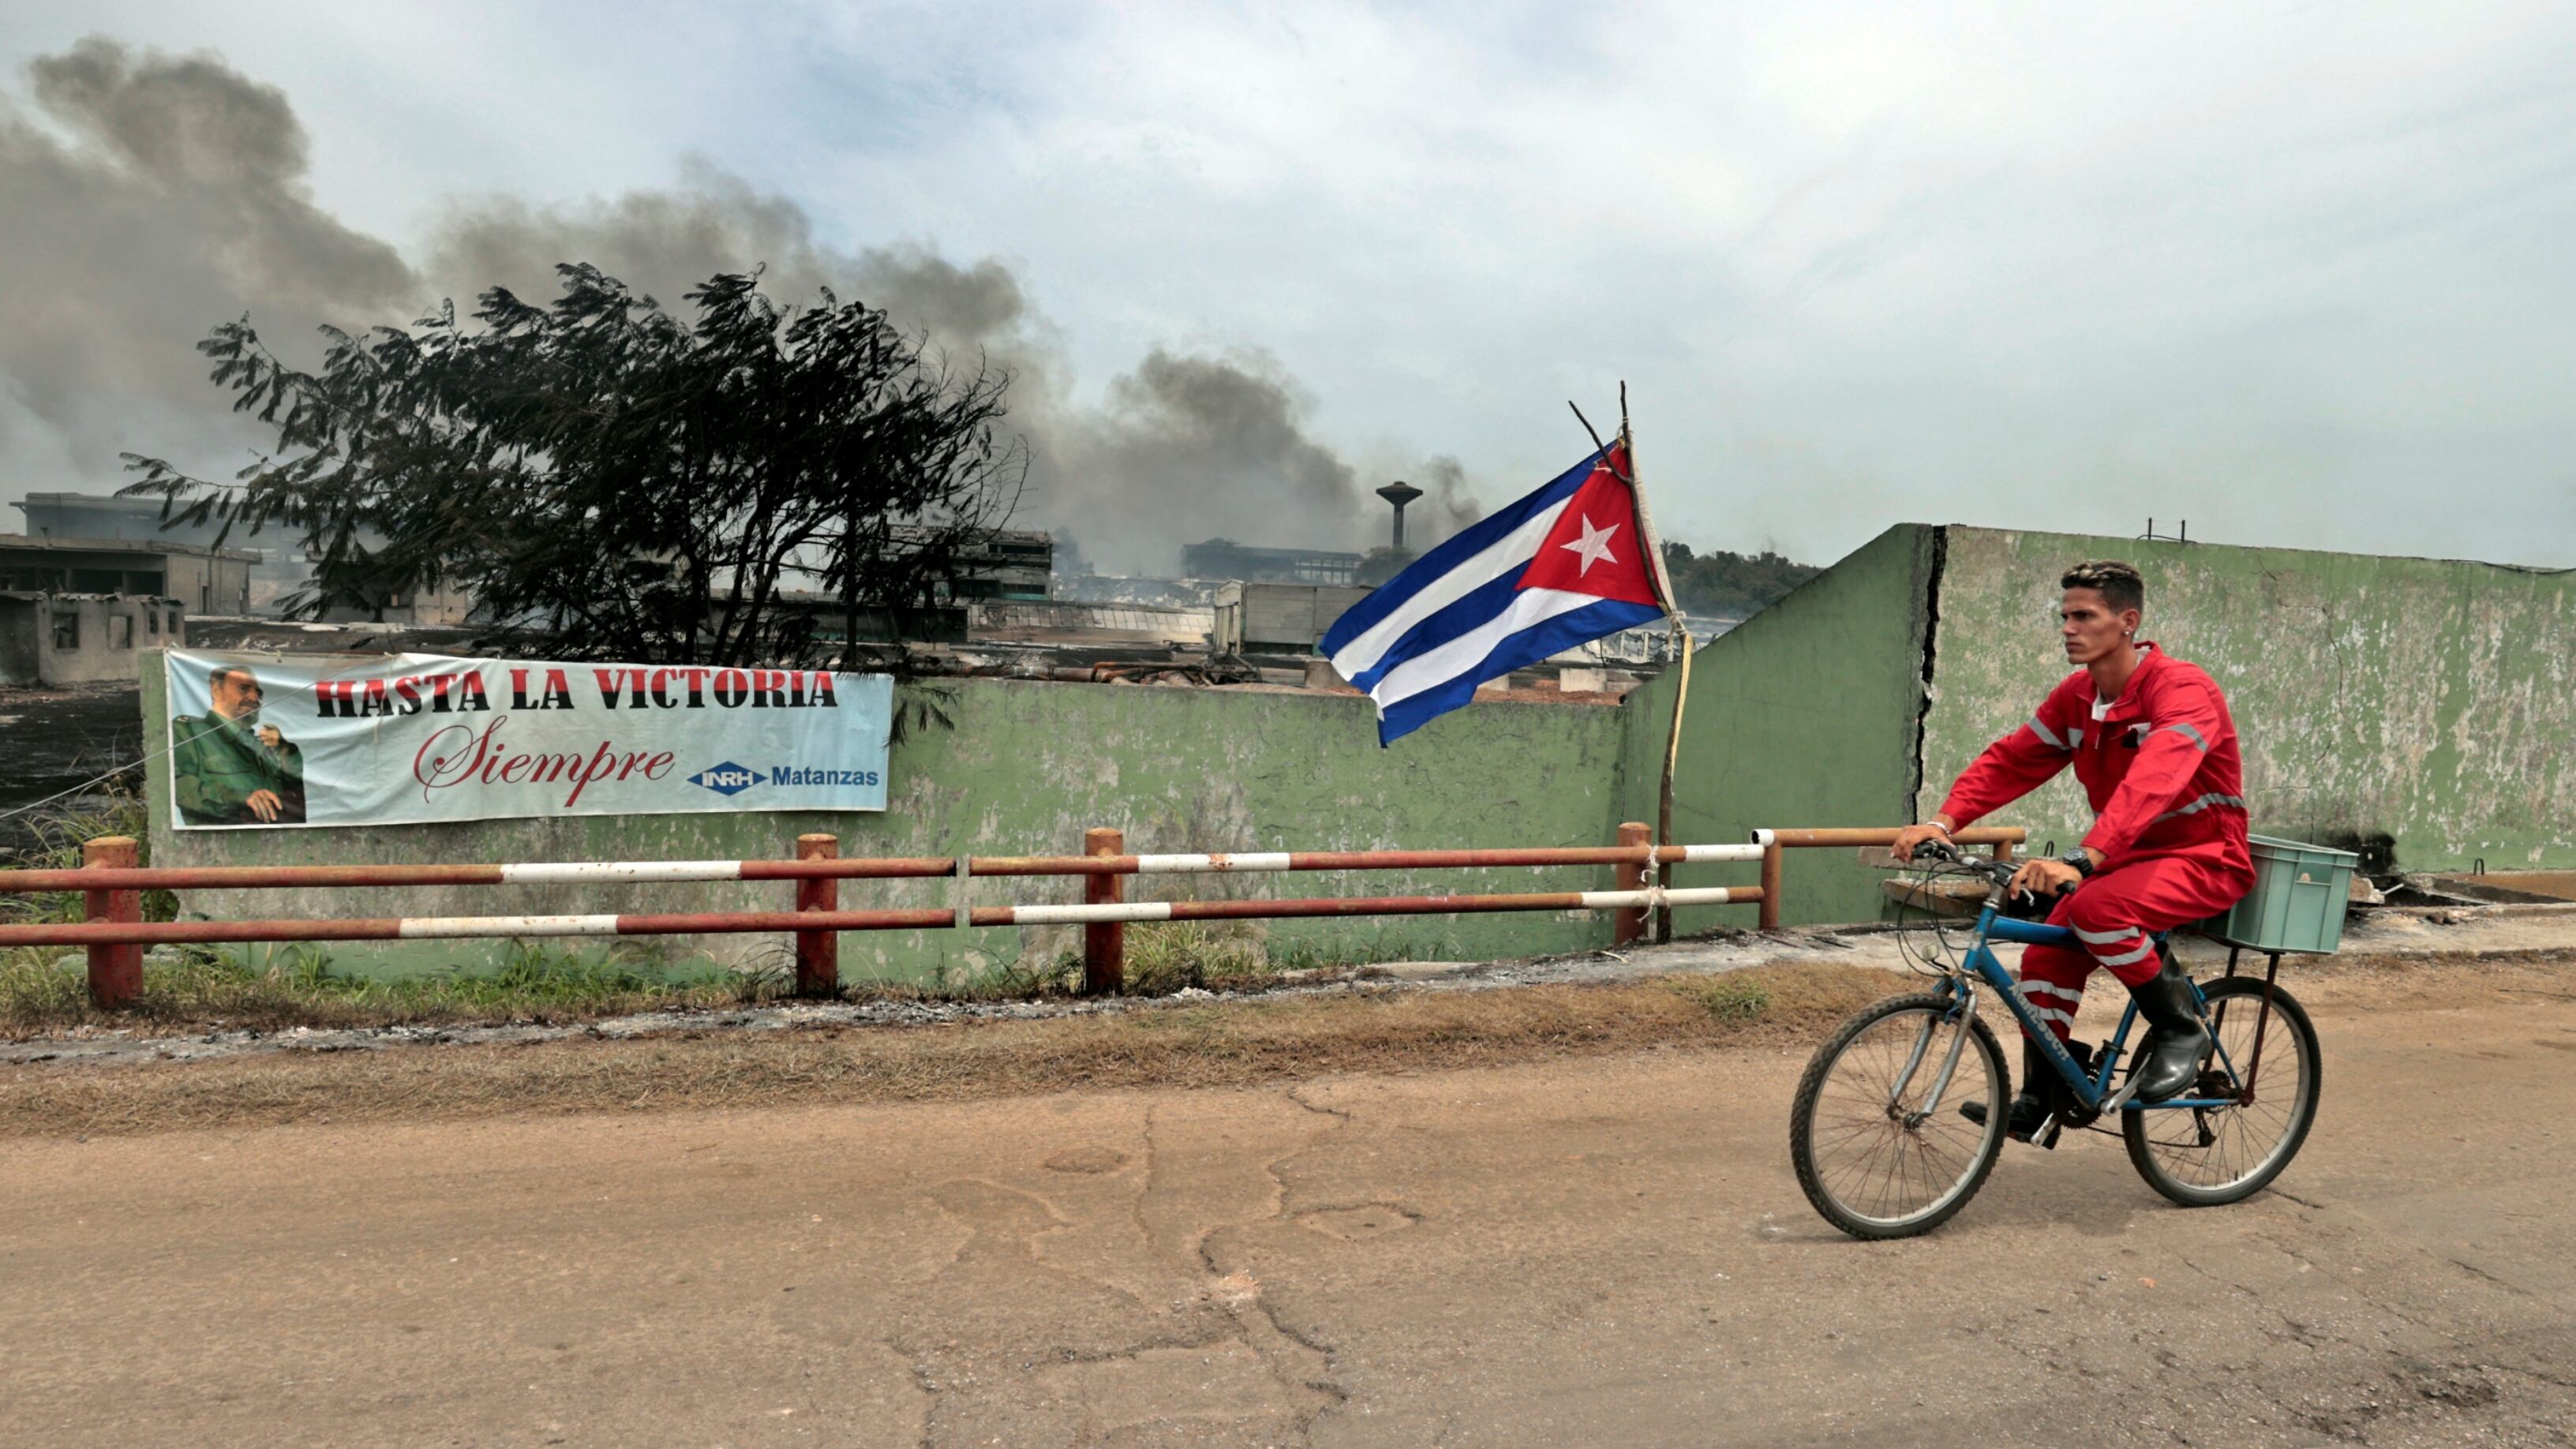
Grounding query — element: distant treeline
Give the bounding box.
[1660,542,1819,620]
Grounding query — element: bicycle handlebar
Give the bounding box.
[1913,840,2076,902]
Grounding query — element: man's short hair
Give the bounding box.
[209,665,256,692]
[2061,560,2144,616]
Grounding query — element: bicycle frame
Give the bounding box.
[1933,900,2246,1114]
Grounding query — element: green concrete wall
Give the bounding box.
[142,660,1633,984]
[134,523,2571,971]
[1616,525,1941,929]
[1624,519,2576,931]
[1919,527,2576,874]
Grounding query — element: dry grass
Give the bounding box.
[0,780,175,927]
[1,911,1450,1039]
[0,941,789,1039]
[990,919,1467,998]
[1121,919,1278,994]
[0,963,1894,1140]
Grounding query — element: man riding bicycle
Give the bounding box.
[1893,560,2256,1138]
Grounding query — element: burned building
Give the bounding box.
[0,534,255,616]
[1180,538,1364,586]
[13,492,478,620]
[891,526,1053,602]
[15,492,298,607]
[14,492,234,548]
[1211,582,1374,656]
[0,591,185,686]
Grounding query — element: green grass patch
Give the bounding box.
[1668,973,1773,1022]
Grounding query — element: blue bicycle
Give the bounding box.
[1788,844,2322,1239]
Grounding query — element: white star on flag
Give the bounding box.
[1561,514,1620,575]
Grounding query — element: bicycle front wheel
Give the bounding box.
[2123,975,2321,1207]
[1790,991,2008,1240]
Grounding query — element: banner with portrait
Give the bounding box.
[165,650,894,829]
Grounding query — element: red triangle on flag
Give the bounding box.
[1514,444,1663,606]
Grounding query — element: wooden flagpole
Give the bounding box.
[1570,388,1691,942]
[1617,385,1693,943]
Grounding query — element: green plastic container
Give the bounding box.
[2202,835,2361,955]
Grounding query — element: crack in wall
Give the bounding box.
[1910,525,1950,822]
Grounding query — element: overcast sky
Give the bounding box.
[3,1,2571,571]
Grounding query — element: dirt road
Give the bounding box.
[5,966,2572,1447]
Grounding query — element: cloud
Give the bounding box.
[745,0,2576,567]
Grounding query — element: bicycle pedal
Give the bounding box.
[2009,1114,2065,1150]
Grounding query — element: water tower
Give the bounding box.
[1375,481,1425,551]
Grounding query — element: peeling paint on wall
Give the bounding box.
[1919,527,2576,874]
[1619,522,2574,929]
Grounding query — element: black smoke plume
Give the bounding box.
[1,37,1482,574]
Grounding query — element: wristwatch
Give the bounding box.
[2060,848,2096,878]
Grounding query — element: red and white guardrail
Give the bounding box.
[6,826,2019,1008]
[981,885,1757,926]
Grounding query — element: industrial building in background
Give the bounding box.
[889,526,1054,603]
[0,481,1695,691]
[0,533,253,616]
[1211,581,1375,657]
[14,492,237,549]
[16,492,287,605]
[1180,538,1364,586]
[11,492,467,622]
[0,590,185,686]
[0,526,229,684]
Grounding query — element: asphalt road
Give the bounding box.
[5,971,2571,1447]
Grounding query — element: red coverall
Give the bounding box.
[1938,644,2256,1043]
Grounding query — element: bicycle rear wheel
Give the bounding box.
[2123,975,2320,1207]
[1790,991,2008,1240]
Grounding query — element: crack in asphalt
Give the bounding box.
[2446,1256,2539,1299]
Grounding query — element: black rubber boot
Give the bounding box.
[1961,1035,2090,1140]
[2125,960,2212,1103]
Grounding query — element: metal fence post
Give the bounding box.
[1759,837,1783,932]
[83,836,143,1009]
[1084,826,1125,995]
[794,833,839,997]
[1613,821,1650,946]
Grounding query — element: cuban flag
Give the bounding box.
[1324,443,1668,745]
